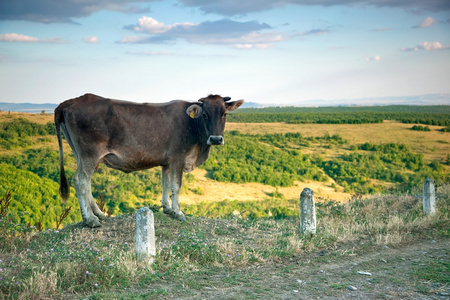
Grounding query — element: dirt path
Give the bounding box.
[135,238,449,299]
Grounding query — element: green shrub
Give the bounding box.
[411,125,431,131]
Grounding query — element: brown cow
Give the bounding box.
[55,94,244,227]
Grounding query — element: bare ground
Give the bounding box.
[72,213,449,300]
[116,238,449,300]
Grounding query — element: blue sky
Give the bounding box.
[0,0,449,104]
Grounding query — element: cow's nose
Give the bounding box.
[207,135,224,145]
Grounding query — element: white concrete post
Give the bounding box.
[423,178,436,216]
[136,207,156,264]
[300,188,316,235]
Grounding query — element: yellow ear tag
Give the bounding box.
[190,111,195,119]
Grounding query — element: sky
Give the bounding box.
[0,0,449,105]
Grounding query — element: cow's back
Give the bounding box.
[55,93,198,171]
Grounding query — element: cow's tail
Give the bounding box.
[55,107,70,202]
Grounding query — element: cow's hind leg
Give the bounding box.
[73,163,101,227]
[161,166,174,216]
[85,162,106,222]
[88,188,107,220]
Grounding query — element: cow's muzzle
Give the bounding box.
[207,135,224,145]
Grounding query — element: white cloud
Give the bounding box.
[0,33,39,42]
[83,36,99,44]
[374,28,390,31]
[413,17,436,28]
[401,41,450,52]
[118,35,173,44]
[366,55,382,61]
[132,16,197,34]
[122,17,283,49]
[0,33,65,43]
[233,44,273,49]
[126,50,174,56]
[119,35,149,43]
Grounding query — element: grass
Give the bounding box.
[413,260,450,284]
[1,112,448,205]
[1,111,449,298]
[226,121,450,163]
[0,112,54,125]
[0,183,448,299]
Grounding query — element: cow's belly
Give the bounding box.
[102,153,164,173]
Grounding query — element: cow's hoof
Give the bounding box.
[163,206,175,216]
[95,211,107,220]
[85,217,102,228]
[163,207,186,221]
[175,212,186,222]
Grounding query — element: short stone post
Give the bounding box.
[423,178,436,216]
[300,188,316,235]
[136,207,156,264]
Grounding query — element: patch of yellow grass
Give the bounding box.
[0,111,54,124]
[182,169,351,204]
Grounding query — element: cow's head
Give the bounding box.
[186,95,244,145]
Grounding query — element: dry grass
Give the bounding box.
[20,267,58,300]
[0,111,53,125]
[1,183,448,299]
[182,169,351,204]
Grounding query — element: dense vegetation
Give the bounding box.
[0,163,81,229]
[237,105,450,114]
[229,105,450,125]
[0,118,55,149]
[324,143,438,194]
[203,131,447,194]
[0,108,448,227]
[201,131,328,187]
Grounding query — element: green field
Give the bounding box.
[1,107,449,299]
[0,107,449,227]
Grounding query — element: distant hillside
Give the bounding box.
[1,93,449,112]
[234,105,450,114]
[281,93,450,107]
[0,101,262,113]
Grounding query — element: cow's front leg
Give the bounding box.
[161,166,174,216]
[169,165,186,222]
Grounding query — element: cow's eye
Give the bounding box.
[223,113,227,118]
[203,113,209,119]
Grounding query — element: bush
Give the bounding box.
[0,191,36,251]
[411,125,431,131]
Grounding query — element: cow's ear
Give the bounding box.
[186,104,203,118]
[225,100,244,111]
